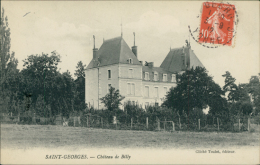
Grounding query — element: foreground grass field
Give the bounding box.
[1,124,259,149]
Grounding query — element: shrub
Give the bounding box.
[20,116,32,125]
[249,128,255,133]
[68,118,74,126]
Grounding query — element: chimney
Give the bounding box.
[132,32,138,58]
[93,48,98,59]
[93,35,98,59]
[148,62,154,68]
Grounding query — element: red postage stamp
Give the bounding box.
[199,2,236,46]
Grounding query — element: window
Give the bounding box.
[145,86,149,97]
[164,87,167,95]
[108,70,111,79]
[154,87,159,98]
[145,72,149,80]
[107,84,111,93]
[129,58,132,64]
[155,102,159,107]
[163,74,167,82]
[132,101,135,105]
[127,83,135,95]
[171,74,176,82]
[131,83,135,95]
[154,73,158,81]
[127,83,131,95]
[128,69,134,78]
[145,102,149,107]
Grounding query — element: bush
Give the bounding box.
[249,128,255,133]
[68,118,74,126]
[19,116,32,125]
[36,118,40,123]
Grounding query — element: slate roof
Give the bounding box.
[160,46,204,72]
[189,49,204,69]
[87,37,141,69]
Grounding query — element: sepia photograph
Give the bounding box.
[1,1,259,164]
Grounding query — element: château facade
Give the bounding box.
[85,35,204,109]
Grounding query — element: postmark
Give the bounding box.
[189,1,238,48]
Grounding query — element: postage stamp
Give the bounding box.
[198,2,236,46]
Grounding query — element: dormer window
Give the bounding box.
[154,72,158,81]
[145,72,149,80]
[171,74,176,82]
[129,58,133,64]
[163,74,167,82]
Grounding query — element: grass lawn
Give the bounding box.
[1,124,259,149]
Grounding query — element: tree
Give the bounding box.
[123,102,145,123]
[74,61,86,78]
[220,71,256,131]
[74,61,87,113]
[35,95,50,117]
[100,86,125,112]
[222,71,239,102]
[20,51,61,108]
[222,71,254,116]
[0,8,19,114]
[55,70,75,117]
[248,75,260,115]
[20,51,77,118]
[163,67,225,117]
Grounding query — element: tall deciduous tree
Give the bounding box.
[55,70,75,117]
[248,75,260,115]
[21,51,60,106]
[74,61,87,113]
[222,71,239,102]
[20,51,76,117]
[222,71,253,116]
[74,61,85,78]
[0,8,19,114]
[163,67,225,116]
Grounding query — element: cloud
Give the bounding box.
[34,17,95,41]
[125,11,181,35]
[11,16,96,76]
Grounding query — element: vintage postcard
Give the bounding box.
[1,1,259,164]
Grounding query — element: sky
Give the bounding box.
[2,1,259,87]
